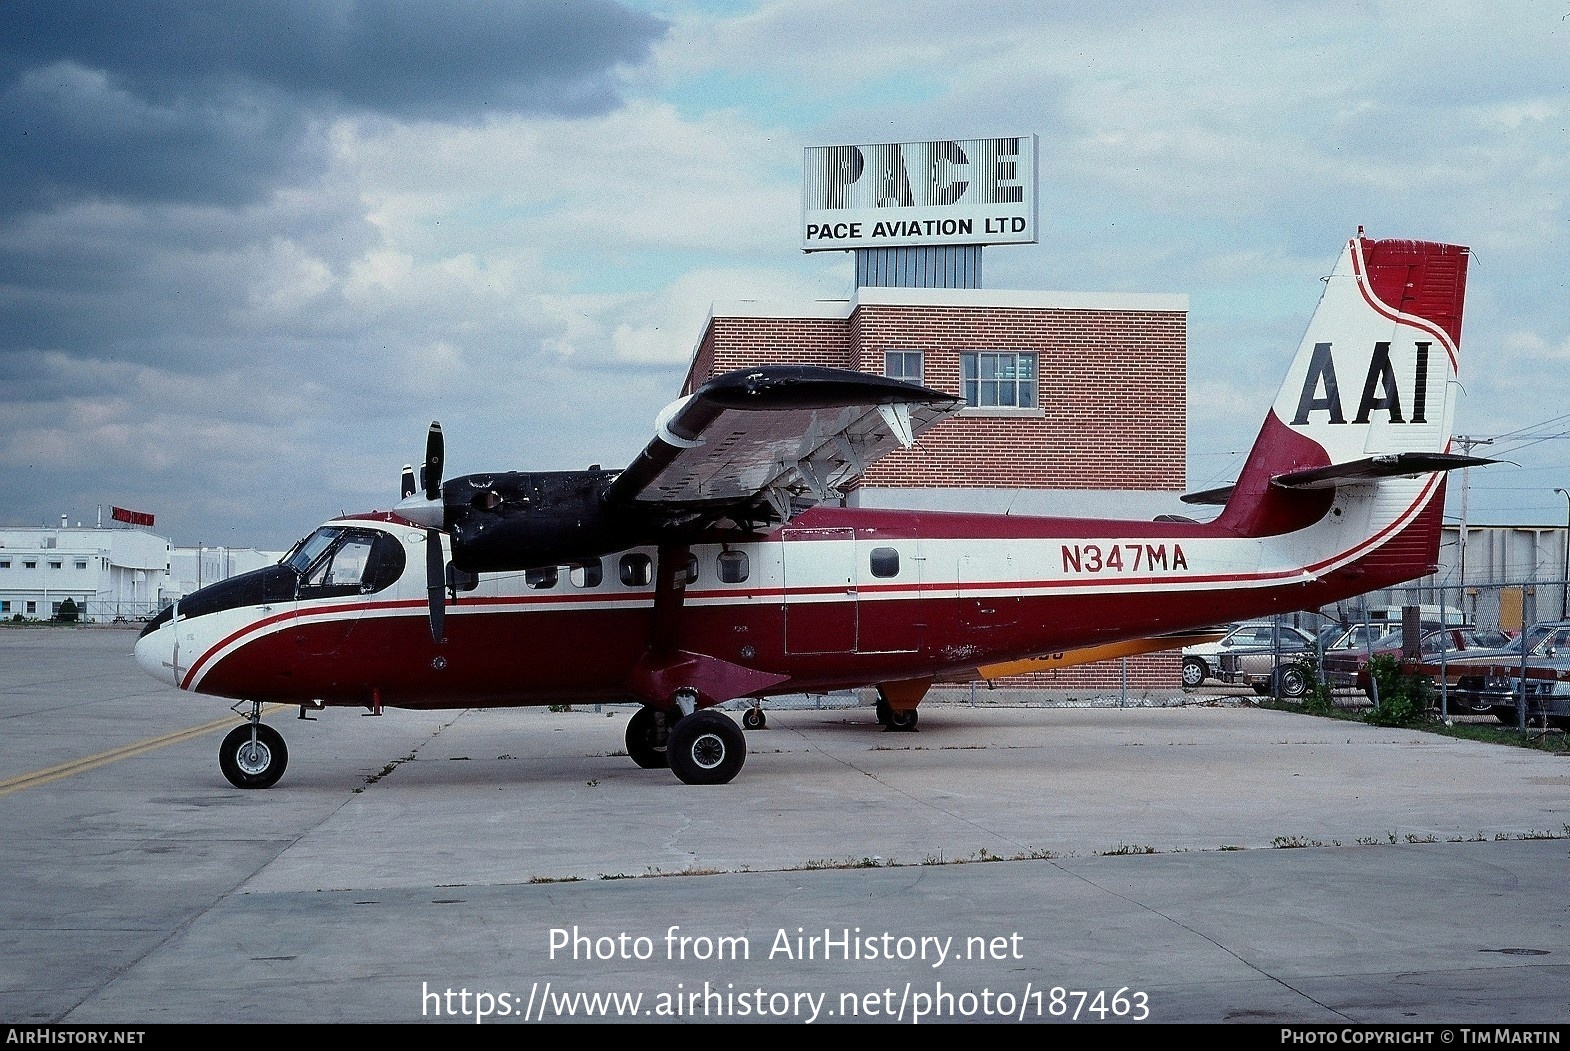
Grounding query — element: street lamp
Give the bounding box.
[1556,488,1570,619]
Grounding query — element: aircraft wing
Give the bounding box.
[606,366,963,528]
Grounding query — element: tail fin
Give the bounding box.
[1210,233,1473,537]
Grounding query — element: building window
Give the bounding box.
[26,601,36,614]
[960,351,1037,408]
[75,560,87,570]
[0,601,9,613]
[49,561,62,570]
[884,350,924,385]
[24,560,37,569]
[0,560,9,569]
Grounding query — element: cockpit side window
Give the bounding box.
[308,536,374,587]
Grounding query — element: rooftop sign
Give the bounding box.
[802,135,1038,253]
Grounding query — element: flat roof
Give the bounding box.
[708,286,1188,320]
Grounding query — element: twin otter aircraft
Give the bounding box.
[135,233,1482,788]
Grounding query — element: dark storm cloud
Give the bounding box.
[0,0,668,214]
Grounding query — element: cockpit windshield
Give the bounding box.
[283,527,342,575]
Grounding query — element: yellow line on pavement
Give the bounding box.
[0,704,288,797]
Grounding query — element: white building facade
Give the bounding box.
[0,526,170,621]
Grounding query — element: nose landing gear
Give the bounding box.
[219,701,288,789]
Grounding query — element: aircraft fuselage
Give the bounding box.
[136,490,1440,712]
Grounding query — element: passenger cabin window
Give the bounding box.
[683,553,699,586]
[717,550,749,584]
[870,547,900,578]
[570,560,603,588]
[525,566,558,590]
[620,553,653,587]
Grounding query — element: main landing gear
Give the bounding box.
[875,697,919,732]
[219,701,288,789]
[625,703,747,785]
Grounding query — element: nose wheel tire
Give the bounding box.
[742,707,766,730]
[667,711,746,785]
[219,723,288,789]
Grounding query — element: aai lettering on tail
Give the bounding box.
[1290,341,1431,426]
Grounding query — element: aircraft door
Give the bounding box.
[783,526,857,654]
[958,553,1019,631]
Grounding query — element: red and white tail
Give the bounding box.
[1213,234,1472,541]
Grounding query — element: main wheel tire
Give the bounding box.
[742,707,766,730]
[884,706,918,732]
[667,710,746,785]
[625,706,670,769]
[1181,657,1208,689]
[874,698,892,726]
[1278,666,1310,699]
[219,723,288,789]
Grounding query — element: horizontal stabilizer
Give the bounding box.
[1271,452,1496,491]
[1179,485,1233,507]
[1183,452,1493,506]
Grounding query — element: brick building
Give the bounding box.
[681,283,1192,692]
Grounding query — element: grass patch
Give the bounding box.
[1256,697,1569,754]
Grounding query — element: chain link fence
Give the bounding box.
[3,598,163,624]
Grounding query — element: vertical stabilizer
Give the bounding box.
[1216,234,1469,538]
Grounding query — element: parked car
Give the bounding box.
[1218,646,1318,698]
[1446,621,1570,718]
[1322,625,1515,696]
[1181,622,1316,688]
[1502,653,1570,728]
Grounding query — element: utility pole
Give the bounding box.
[1453,435,1494,619]
[1556,488,1570,619]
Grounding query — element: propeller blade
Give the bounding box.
[426,528,445,644]
[423,422,444,502]
[395,422,445,528]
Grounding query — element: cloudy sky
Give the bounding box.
[3,0,1567,551]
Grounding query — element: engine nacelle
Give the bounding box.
[443,469,642,573]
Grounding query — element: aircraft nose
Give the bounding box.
[133,623,180,688]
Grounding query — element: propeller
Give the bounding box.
[422,423,446,644]
[393,423,449,644]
